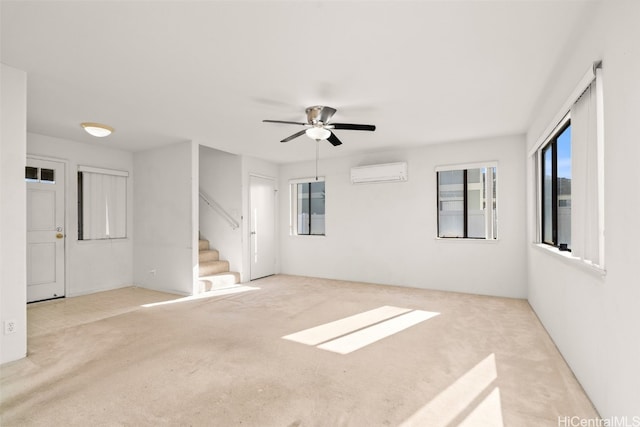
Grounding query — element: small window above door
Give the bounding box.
[25,166,56,184]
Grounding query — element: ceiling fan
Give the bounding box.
[263,105,376,146]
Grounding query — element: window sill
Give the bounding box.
[532,243,606,278]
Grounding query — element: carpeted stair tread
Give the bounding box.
[198,236,239,291]
[199,260,230,276]
[199,249,219,263]
[198,271,241,292]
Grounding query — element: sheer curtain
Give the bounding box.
[570,68,604,267]
[82,171,127,239]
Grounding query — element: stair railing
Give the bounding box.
[199,188,240,230]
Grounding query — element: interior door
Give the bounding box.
[249,175,276,280]
[26,158,65,302]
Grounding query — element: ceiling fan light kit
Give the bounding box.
[305,127,331,140]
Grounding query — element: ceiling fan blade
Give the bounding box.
[327,132,343,146]
[263,119,308,126]
[281,129,307,143]
[331,123,376,131]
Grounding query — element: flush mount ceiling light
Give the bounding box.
[81,122,114,137]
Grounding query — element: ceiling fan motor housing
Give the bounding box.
[305,106,336,125]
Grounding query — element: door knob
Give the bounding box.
[56,233,64,239]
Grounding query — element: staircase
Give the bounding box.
[198,238,240,292]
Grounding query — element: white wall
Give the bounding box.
[133,141,196,295]
[27,133,134,296]
[199,146,242,274]
[279,135,527,298]
[526,0,640,418]
[241,156,279,282]
[0,64,27,363]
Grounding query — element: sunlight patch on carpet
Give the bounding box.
[141,285,260,308]
[283,306,413,346]
[399,353,502,427]
[283,306,439,354]
[318,309,439,354]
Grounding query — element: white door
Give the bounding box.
[249,175,276,280]
[26,158,65,302]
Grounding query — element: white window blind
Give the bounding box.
[570,67,604,267]
[79,167,128,240]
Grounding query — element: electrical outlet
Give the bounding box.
[4,320,17,335]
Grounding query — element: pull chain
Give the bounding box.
[315,139,319,181]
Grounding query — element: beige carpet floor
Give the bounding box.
[1,275,598,426]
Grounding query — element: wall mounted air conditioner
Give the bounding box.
[350,162,408,184]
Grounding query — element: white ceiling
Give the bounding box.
[1,1,596,164]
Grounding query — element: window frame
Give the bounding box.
[435,162,498,240]
[289,177,326,237]
[539,118,571,250]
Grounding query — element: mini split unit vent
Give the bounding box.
[350,162,408,184]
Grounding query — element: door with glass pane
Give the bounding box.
[26,158,65,302]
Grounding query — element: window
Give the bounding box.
[77,166,128,240]
[541,121,571,250]
[533,61,603,267]
[437,164,497,239]
[291,178,325,236]
[25,166,55,183]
